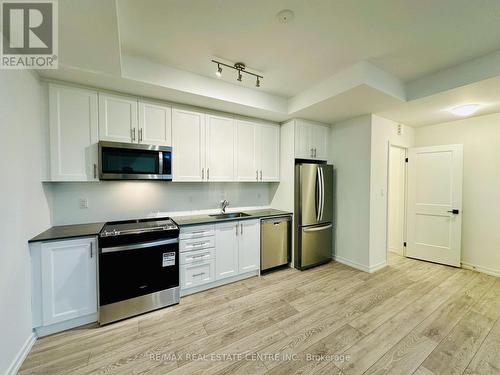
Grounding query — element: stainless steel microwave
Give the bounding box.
[98,141,172,180]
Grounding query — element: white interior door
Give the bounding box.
[388,145,406,255]
[406,144,463,267]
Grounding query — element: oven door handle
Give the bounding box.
[101,238,179,253]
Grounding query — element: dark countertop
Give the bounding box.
[28,209,292,242]
[29,222,105,243]
[172,209,292,227]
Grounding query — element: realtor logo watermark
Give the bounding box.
[1,0,58,69]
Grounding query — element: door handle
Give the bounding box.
[240,223,243,235]
[93,163,97,179]
[303,224,333,232]
[447,209,460,214]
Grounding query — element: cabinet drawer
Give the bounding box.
[179,236,215,252]
[179,224,215,240]
[180,248,215,265]
[181,260,215,289]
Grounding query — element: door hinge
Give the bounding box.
[405,157,408,163]
[403,242,407,247]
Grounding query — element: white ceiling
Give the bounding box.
[117,0,500,97]
[38,0,500,127]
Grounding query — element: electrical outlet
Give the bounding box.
[79,198,88,209]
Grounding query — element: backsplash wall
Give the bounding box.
[49,182,274,225]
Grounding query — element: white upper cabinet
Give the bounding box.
[295,120,313,159]
[138,100,172,146]
[172,107,206,181]
[235,119,260,181]
[313,124,329,160]
[238,219,260,273]
[294,119,329,160]
[259,123,280,181]
[98,93,138,143]
[40,237,97,326]
[205,114,236,181]
[48,84,99,181]
[235,120,280,182]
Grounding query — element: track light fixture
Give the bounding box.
[211,59,263,88]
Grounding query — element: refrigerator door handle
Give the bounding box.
[316,168,321,222]
[320,167,325,221]
[303,224,333,232]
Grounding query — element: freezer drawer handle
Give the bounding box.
[303,224,333,232]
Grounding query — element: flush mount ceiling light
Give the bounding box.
[211,59,263,87]
[448,103,480,117]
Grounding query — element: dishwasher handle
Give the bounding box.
[261,216,292,225]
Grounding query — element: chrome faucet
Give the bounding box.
[220,199,229,214]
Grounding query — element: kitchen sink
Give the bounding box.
[209,212,251,219]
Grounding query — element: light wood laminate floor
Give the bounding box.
[20,254,500,375]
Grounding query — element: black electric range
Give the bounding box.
[98,217,180,325]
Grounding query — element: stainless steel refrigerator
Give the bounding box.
[294,163,334,270]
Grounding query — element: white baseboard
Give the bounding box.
[461,262,500,278]
[5,332,36,375]
[369,260,388,273]
[333,255,387,273]
[180,270,259,297]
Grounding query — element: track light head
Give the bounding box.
[256,77,261,87]
[215,64,222,77]
[237,71,242,82]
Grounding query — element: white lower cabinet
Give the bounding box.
[215,222,239,280]
[180,219,260,295]
[31,237,98,336]
[181,260,215,289]
[238,220,260,273]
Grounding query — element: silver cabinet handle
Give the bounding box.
[131,128,136,142]
[188,242,208,248]
[260,170,263,181]
[240,223,243,235]
[235,224,238,236]
[202,168,204,180]
[93,163,97,179]
[207,168,210,180]
[90,242,93,258]
[310,148,314,157]
[256,170,258,181]
[314,148,317,158]
[139,128,143,142]
[191,254,206,260]
[192,272,205,277]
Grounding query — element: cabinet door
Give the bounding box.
[215,222,239,280]
[138,101,172,146]
[259,123,280,181]
[238,219,260,273]
[295,120,313,159]
[98,93,138,143]
[235,119,260,181]
[49,84,98,181]
[41,238,97,325]
[206,114,236,181]
[172,108,206,181]
[313,125,329,160]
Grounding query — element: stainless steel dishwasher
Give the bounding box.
[261,216,292,271]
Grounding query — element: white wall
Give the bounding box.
[369,116,414,269]
[415,113,500,276]
[0,70,52,375]
[50,181,272,224]
[329,115,414,272]
[330,115,372,270]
